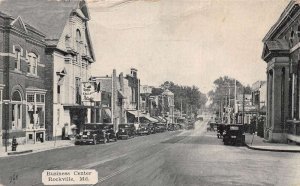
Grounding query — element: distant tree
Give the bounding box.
[160,81,207,116]
[208,76,252,115]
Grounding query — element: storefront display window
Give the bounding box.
[26,92,45,129]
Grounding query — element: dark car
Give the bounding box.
[154,123,167,133]
[187,122,195,130]
[104,124,118,142]
[167,123,178,131]
[137,124,151,135]
[147,123,156,134]
[117,124,136,139]
[223,124,245,146]
[217,123,226,139]
[75,123,108,145]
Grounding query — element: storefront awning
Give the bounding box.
[142,115,158,122]
[63,104,101,109]
[127,110,158,122]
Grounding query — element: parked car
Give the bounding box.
[167,123,178,131]
[154,123,167,133]
[187,122,195,130]
[117,124,136,139]
[147,123,156,134]
[104,124,118,142]
[137,124,151,135]
[223,124,245,146]
[75,123,108,145]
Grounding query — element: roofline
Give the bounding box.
[263,0,299,42]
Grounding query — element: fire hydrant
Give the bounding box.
[11,137,18,151]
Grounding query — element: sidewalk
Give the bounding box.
[0,140,75,158]
[245,133,300,152]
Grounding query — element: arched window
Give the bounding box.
[12,91,22,101]
[28,52,38,75]
[11,90,22,130]
[76,29,81,52]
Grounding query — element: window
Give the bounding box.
[57,85,61,103]
[27,94,34,102]
[11,91,22,130]
[290,31,295,47]
[75,77,81,104]
[76,29,81,52]
[15,49,21,70]
[28,53,38,75]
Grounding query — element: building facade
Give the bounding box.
[262,0,300,142]
[0,12,47,145]
[1,0,96,140]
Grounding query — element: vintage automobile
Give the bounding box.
[167,123,179,131]
[137,124,151,135]
[117,124,136,139]
[147,123,156,134]
[223,124,245,146]
[75,123,108,145]
[104,124,118,142]
[217,123,226,139]
[154,123,167,133]
[187,122,195,130]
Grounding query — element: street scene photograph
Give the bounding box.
[1,0,300,185]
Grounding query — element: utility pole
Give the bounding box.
[137,79,140,124]
[242,87,245,126]
[234,79,237,123]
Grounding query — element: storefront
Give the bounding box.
[25,88,47,144]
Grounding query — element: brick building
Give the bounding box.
[0,12,47,145]
[262,0,300,142]
[1,0,96,140]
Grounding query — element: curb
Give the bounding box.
[7,150,33,155]
[245,143,300,153]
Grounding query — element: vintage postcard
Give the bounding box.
[0,0,299,185]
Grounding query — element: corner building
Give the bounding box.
[262,0,300,142]
[0,0,96,140]
[0,12,47,145]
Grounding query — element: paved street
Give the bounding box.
[1,120,300,186]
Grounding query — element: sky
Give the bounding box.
[87,0,290,93]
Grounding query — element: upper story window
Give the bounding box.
[290,30,295,47]
[76,29,81,53]
[28,53,38,75]
[14,48,21,71]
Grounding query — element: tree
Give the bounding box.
[208,76,252,115]
[160,81,207,116]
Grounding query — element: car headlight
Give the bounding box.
[87,132,90,135]
[79,132,83,135]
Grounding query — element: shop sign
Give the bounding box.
[81,82,101,102]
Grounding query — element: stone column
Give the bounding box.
[267,57,290,142]
[265,69,272,139]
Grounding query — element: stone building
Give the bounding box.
[0,0,96,140]
[262,0,300,142]
[0,11,47,145]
